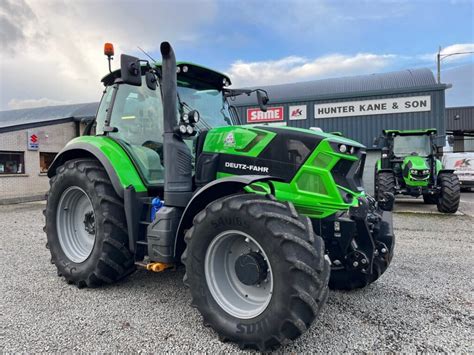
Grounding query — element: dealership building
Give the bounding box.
[0,103,97,204]
[233,68,453,192]
[0,67,471,202]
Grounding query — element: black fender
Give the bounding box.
[376,168,395,174]
[174,175,280,259]
[47,142,125,198]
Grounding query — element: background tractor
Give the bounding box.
[374,129,460,213]
[45,42,395,351]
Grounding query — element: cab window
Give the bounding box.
[108,81,165,185]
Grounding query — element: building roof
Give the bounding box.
[0,102,99,132]
[446,106,474,132]
[232,68,447,106]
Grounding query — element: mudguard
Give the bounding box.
[47,136,147,198]
[174,175,280,259]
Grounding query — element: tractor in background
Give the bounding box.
[374,129,460,213]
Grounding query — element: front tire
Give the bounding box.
[376,172,396,211]
[437,173,460,213]
[182,194,330,351]
[45,159,135,287]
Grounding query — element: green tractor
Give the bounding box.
[45,42,395,351]
[374,129,460,213]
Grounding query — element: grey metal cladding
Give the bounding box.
[446,106,474,131]
[232,68,447,148]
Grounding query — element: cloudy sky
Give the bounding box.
[0,0,473,111]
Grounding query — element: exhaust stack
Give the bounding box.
[160,41,193,207]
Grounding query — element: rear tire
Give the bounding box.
[45,159,135,287]
[182,194,330,351]
[437,173,460,213]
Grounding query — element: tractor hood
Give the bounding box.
[403,155,429,170]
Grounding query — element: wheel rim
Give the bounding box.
[204,230,273,319]
[56,186,96,263]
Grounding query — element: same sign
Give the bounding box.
[245,96,431,123]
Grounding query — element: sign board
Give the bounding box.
[27,130,39,150]
[247,106,284,123]
[315,95,431,119]
[289,105,307,120]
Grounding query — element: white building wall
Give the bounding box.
[0,122,77,202]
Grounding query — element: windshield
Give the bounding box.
[177,83,232,128]
[393,135,431,157]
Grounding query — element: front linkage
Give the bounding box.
[314,194,395,290]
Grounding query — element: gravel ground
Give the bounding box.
[1,198,472,352]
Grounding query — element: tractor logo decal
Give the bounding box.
[291,108,303,117]
[224,132,236,147]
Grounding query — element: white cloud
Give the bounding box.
[227,53,396,87]
[418,43,474,63]
[0,0,217,110]
[7,98,72,110]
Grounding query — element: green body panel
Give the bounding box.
[383,128,437,136]
[64,136,147,192]
[402,156,430,187]
[209,125,364,219]
[203,126,276,157]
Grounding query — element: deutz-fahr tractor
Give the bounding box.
[374,129,460,213]
[45,42,395,351]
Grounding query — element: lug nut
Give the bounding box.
[353,261,359,267]
[333,259,342,266]
[361,259,367,264]
[244,238,249,243]
[381,248,387,254]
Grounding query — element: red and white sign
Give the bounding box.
[27,130,39,150]
[289,105,307,120]
[247,106,284,123]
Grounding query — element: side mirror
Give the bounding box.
[256,90,269,112]
[145,71,157,91]
[121,54,142,86]
[373,137,380,148]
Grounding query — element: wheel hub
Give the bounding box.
[234,252,268,286]
[83,211,95,235]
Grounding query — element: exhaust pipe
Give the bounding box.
[160,41,193,207]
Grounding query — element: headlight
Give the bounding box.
[186,125,194,135]
[339,144,347,153]
[179,125,187,134]
[182,65,188,73]
[423,169,430,174]
[410,169,417,175]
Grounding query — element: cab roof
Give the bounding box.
[101,61,231,89]
[383,128,437,136]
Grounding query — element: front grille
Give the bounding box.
[331,152,366,192]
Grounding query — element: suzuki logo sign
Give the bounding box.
[27,130,39,150]
[247,106,284,123]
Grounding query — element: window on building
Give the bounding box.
[40,152,57,173]
[0,151,25,174]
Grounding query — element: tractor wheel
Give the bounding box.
[182,193,330,351]
[329,219,395,290]
[376,172,396,210]
[422,193,437,204]
[437,173,460,213]
[44,159,135,287]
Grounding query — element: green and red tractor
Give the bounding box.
[45,42,395,350]
[374,129,460,213]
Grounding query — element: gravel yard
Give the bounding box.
[1,196,473,352]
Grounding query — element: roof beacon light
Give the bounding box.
[104,43,114,57]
